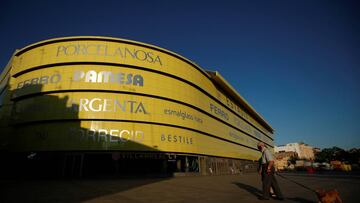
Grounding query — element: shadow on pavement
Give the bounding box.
[232,181,317,203]
[232,182,262,198]
[0,177,170,202]
[286,197,316,203]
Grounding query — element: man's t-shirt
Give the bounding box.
[261,148,274,164]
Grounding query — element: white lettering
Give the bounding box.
[103,99,112,112]
[79,99,89,111]
[73,70,144,86]
[73,70,85,81]
[98,71,113,83]
[89,98,102,112]
[75,98,148,114]
[69,128,144,143]
[119,130,130,142]
[98,129,108,142]
[110,129,119,142]
[85,70,97,82]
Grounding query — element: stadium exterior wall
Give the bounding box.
[0,36,274,176]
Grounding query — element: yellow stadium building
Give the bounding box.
[0,36,274,177]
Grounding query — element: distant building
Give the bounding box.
[275,142,315,160]
[274,151,297,170]
[313,147,321,154]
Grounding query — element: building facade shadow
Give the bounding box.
[1,81,191,179]
[0,82,179,202]
[232,182,262,198]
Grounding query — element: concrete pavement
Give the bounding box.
[1,172,359,202]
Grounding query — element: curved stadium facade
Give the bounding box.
[0,36,274,177]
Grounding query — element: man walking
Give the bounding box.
[257,142,284,200]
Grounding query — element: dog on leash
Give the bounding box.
[315,189,343,203]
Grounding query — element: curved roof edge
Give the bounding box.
[207,71,274,133]
[0,51,17,82]
[14,36,211,78]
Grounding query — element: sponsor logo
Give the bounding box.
[228,131,244,141]
[210,103,229,120]
[161,134,193,145]
[16,70,144,90]
[73,70,143,86]
[35,131,49,140]
[77,98,148,114]
[56,44,162,65]
[69,128,145,143]
[164,108,203,124]
[114,152,168,159]
[16,74,61,89]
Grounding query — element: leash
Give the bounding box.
[276,172,317,194]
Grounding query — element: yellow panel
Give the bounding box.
[12,92,273,148]
[11,121,261,160]
[2,37,276,160]
[11,39,272,136]
[12,65,273,142]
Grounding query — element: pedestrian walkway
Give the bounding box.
[1,172,359,202]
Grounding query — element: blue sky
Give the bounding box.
[0,0,359,149]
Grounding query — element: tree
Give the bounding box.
[348,148,360,164]
[315,147,359,164]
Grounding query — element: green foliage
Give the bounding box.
[315,147,360,164]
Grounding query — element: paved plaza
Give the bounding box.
[1,172,359,203]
